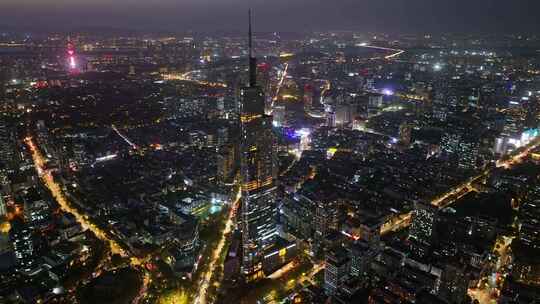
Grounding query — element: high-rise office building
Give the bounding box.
[217,126,229,147]
[272,105,286,127]
[217,144,236,184]
[303,83,314,111]
[457,141,479,170]
[408,202,437,258]
[519,188,540,249]
[0,194,6,218]
[367,93,383,118]
[324,246,350,295]
[240,11,278,280]
[0,70,6,98]
[525,96,539,129]
[335,104,351,127]
[0,116,15,187]
[441,132,479,170]
[348,240,379,279]
[10,219,35,273]
[409,202,437,242]
[327,111,336,128]
[399,122,413,146]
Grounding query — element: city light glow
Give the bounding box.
[2,12,540,304]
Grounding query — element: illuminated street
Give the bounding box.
[161,70,228,88]
[112,125,139,150]
[256,261,323,303]
[220,259,322,304]
[25,137,128,257]
[132,272,151,304]
[26,136,154,302]
[380,137,540,236]
[469,236,514,304]
[193,190,241,304]
[380,212,412,235]
[298,262,324,287]
[267,260,297,280]
[356,44,405,60]
[270,62,290,111]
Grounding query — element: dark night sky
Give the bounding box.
[1,0,539,33]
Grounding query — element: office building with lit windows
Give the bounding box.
[324,246,350,295]
[240,12,278,280]
[408,202,438,258]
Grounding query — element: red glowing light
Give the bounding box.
[66,40,78,73]
[33,81,48,89]
[258,62,270,72]
[69,56,76,69]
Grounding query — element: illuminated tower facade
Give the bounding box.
[67,37,78,73]
[240,11,278,279]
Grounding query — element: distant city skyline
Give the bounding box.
[2,1,540,303]
[1,0,540,33]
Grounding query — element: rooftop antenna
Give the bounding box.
[248,9,257,87]
[248,9,253,59]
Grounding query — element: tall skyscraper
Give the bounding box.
[525,96,539,129]
[409,202,437,242]
[66,37,79,73]
[240,11,278,280]
[0,194,6,218]
[0,116,15,186]
[324,246,350,295]
[11,219,36,273]
[303,83,314,111]
[441,132,479,170]
[399,122,413,146]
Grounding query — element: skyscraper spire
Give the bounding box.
[248,9,253,59]
[240,10,278,281]
[248,9,257,87]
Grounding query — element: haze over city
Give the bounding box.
[1,0,540,32]
[1,2,540,304]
